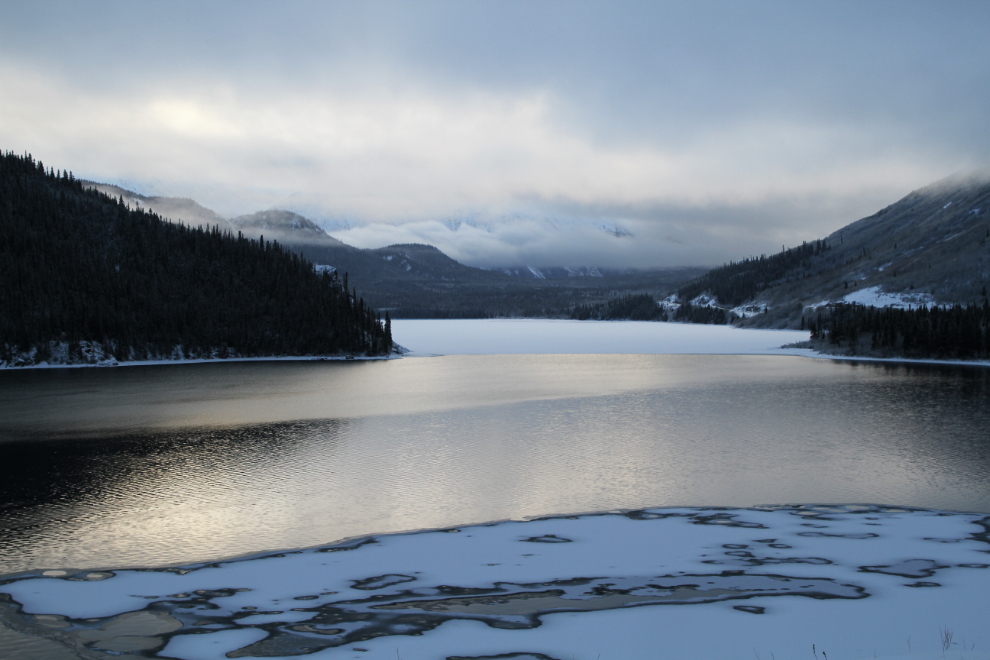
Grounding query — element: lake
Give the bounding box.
[2,321,990,660]
[2,344,988,578]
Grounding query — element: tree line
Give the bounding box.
[808,301,990,359]
[568,293,730,324]
[0,151,392,365]
[570,294,666,321]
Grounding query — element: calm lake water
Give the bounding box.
[1,354,989,578]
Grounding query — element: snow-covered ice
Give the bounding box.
[1,506,987,660]
[391,319,809,357]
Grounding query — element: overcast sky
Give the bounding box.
[2,1,988,268]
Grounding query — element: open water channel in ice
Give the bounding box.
[1,339,989,659]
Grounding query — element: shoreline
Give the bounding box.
[0,352,400,371]
[771,345,990,368]
[3,344,989,371]
[5,501,989,581]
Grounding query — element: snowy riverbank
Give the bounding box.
[0,353,394,370]
[0,337,398,370]
[2,505,988,660]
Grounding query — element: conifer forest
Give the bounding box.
[0,152,392,365]
[808,301,990,360]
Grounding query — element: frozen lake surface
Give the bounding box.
[1,322,988,659]
[390,318,811,356]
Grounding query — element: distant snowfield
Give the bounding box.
[840,286,935,310]
[2,506,987,660]
[392,319,811,357]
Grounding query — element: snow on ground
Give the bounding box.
[689,293,719,307]
[1,506,987,660]
[391,319,809,357]
[841,286,935,309]
[0,353,390,370]
[730,302,768,319]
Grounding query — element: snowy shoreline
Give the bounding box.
[0,353,396,371]
[2,505,988,660]
[3,318,989,370]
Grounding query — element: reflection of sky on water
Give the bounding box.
[1,355,989,577]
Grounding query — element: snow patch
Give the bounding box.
[841,286,935,309]
[730,302,768,318]
[806,286,936,312]
[689,293,719,307]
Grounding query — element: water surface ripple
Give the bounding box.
[1,354,988,576]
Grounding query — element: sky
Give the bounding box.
[2,1,989,269]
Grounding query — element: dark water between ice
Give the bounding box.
[1,354,989,578]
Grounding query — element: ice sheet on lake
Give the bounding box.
[391,319,810,357]
[2,506,989,660]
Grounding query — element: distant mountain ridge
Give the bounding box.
[81,181,234,232]
[229,209,351,248]
[80,181,703,317]
[82,172,990,328]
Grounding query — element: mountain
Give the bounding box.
[230,209,351,248]
[674,172,990,329]
[292,240,703,318]
[496,266,637,279]
[81,182,703,317]
[2,153,391,367]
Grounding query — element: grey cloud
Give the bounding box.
[2,0,989,269]
[327,186,895,270]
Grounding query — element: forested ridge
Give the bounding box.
[569,293,666,321]
[0,151,392,366]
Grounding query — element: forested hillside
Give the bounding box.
[570,293,666,321]
[677,240,831,308]
[0,152,391,366]
[671,173,990,331]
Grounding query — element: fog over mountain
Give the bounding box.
[3,1,989,268]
